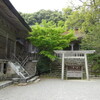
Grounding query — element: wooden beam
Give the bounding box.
[61,53,64,80]
[54,50,95,54]
[64,57,85,59]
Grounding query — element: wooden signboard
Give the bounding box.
[66,66,83,78]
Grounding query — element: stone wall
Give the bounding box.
[24,61,37,76]
[0,60,17,81]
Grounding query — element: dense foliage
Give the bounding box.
[28,20,76,60]
[20,10,65,26]
[64,0,100,74]
[80,0,100,74]
[28,20,76,74]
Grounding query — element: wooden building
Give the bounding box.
[0,0,31,59]
[0,0,37,81]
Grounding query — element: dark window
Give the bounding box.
[3,63,7,74]
[73,43,80,50]
[64,45,71,50]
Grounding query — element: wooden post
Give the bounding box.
[5,33,8,57]
[0,63,4,74]
[14,40,16,57]
[71,44,74,51]
[84,54,89,80]
[81,66,83,80]
[61,53,64,80]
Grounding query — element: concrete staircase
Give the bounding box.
[8,61,39,83]
[8,61,29,79]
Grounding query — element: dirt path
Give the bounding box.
[0,78,100,100]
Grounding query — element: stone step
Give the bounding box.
[0,81,13,90]
[17,76,40,86]
[27,76,39,83]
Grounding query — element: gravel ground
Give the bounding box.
[0,78,100,100]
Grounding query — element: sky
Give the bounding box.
[9,0,83,13]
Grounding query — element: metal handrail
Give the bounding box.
[11,54,22,64]
[21,56,29,67]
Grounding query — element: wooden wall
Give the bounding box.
[0,15,16,59]
[0,14,30,60]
